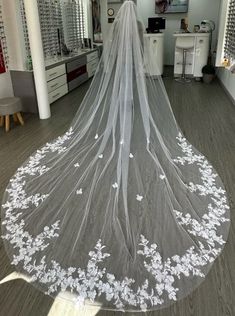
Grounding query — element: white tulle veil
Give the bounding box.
[1,0,230,312]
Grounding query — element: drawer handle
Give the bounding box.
[49,72,58,77]
[52,93,60,98]
[51,83,59,88]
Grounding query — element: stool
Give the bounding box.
[0,97,24,132]
[175,37,195,83]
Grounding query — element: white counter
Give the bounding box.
[173,32,210,37]
[45,49,96,69]
[144,33,164,76]
[173,33,210,78]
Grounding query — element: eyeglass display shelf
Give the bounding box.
[10,48,100,113]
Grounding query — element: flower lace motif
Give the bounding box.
[1,131,230,311]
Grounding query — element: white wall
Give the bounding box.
[217,68,235,103]
[104,1,187,64]
[135,0,221,65]
[103,0,221,65]
[188,0,221,54]
[0,0,18,99]
[137,1,186,65]
[100,0,108,41]
[84,0,93,39]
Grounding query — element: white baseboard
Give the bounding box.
[217,76,235,106]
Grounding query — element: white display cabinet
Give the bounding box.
[143,33,164,76]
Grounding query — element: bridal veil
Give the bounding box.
[1,0,230,312]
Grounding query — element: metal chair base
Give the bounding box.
[175,77,191,83]
[175,48,192,84]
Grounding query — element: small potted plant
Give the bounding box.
[202,64,216,84]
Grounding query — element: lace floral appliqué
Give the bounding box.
[1,132,230,311]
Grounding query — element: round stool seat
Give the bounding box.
[176,37,194,50]
[175,37,194,84]
[0,97,24,132]
[0,97,23,116]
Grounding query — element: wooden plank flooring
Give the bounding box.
[0,74,235,316]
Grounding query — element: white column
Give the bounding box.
[23,0,51,119]
[100,0,108,45]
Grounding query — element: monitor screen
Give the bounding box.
[148,18,166,32]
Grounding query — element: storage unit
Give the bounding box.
[46,64,68,104]
[143,33,164,76]
[48,84,68,104]
[46,64,66,82]
[11,49,100,112]
[87,58,99,78]
[47,74,67,94]
[65,50,99,91]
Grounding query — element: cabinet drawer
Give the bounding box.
[88,58,99,69]
[87,68,96,78]
[67,65,87,82]
[47,74,67,93]
[87,58,99,78]
[86,51,98,63]
[46,64,66,82]
[66,56,87,73]
[68,73,88,91]
[49,83,68,104]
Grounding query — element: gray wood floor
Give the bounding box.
[0,74,235,316]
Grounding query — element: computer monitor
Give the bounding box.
[147,17,166,33]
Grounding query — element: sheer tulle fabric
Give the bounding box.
[1,1,230,312]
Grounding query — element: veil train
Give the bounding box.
[1,0,230,312]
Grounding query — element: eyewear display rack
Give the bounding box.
[38,0,64,59]
[19,0,85,67]
[19,0,31,68]
[9,0,100,114]
[62,0,85,52]
[224,0,235,61]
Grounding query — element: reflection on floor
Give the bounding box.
[48,297,101,316]
[0,272,33,284]
[0,272,101,316]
